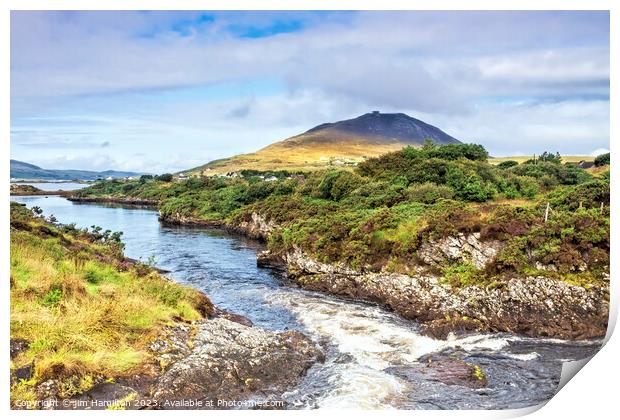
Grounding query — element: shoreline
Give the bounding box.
[67,196,159,206]
[65,196,609,342]
[11,195,608,410]
[10,190,74,197]
[9,202,323,409]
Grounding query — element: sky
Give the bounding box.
[10,10,610,173]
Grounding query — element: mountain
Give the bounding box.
[301,111,460,145]
[188,112,462,175]
[10,159,142,181]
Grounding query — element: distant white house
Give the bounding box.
[178,173,189,180]
[105,176,114,181]
[265,176,278,182]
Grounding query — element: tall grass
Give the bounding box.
[10,208,211,403]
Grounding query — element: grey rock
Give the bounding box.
[66,383,139,410]
[284,250,608,340]
[10,338,29,359]
[418,233,503,269]
[151,318,323,409]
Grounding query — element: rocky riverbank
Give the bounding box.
[242,211,608,341]
[158,211,274,240]
[12,303,323,410]
[10,184,73,197]
[80,205,612,341]
[67,196,159,206]
[10,203,323,410]
[257,246,609,340]
[150,317,322,409]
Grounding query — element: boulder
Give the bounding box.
[418,232,503,269]
[151,318,323,409]
[10,338,29,359]
[391,356,488,389]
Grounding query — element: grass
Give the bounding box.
[186,138,409,175]
[442,263,481,288]
[10,203,213,405]
[489,155,593,165]
[190,138,597,176]
[587,164,610,177]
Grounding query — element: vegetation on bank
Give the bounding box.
[73,144,610,285]
[10,202,212,406]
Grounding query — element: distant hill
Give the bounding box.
[187,111,462,175]
[10,159,142,181]
[302,111,460,145]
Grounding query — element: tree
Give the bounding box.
[156,173,173,182]
[539,151,562,164]
[594,152,610,167]
[422,139,437,151]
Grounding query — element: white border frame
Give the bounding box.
[2,2,617,419]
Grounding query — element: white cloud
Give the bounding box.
[590,148,609,157]
[9,11,610,172]
[11,11,610,110]
[419,99,610,156]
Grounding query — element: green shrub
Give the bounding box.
[156,173,173,182]
[523,151,562,165]
[497,160,519,170]
[504,175,540,199]
[316,170,364,201]
[41,288,63,307]
[510,162,591,185]
[407,182,454,204]
[545,180,610,211]
[71,143,609,280]
[329,171,365,201]
[443,263,481,287]
[594,152,610,167]
[446,167,497,202]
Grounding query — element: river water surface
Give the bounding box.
[11,193,602,410]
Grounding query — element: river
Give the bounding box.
[10,193,602,410]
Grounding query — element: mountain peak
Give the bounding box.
[187,111,461,175]
[302,112,461,145]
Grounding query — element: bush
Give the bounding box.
[432,144,489,161]
[69,143,609,280]
[407,182,453,204]
[443,263,480,287]
[510,162,591,185]
[347,180,406,207]
[446,167,496,202]
[497,160,518,170]
[594,152,610,167]
[156,173,173,182]
[546,180,610,211]
[493,207,609,274]
[504,175,540,199]
[243,181,276,203]
[358,143,489,178]
[524,151,562,165]
[316,170,364,201]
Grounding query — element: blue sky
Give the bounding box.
[11,11,610,173]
